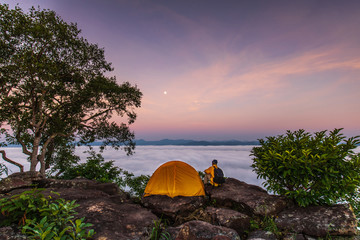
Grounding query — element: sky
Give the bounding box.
[2,0,360,141]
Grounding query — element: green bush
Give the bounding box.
[251,128,360,207]
[149,218,171,240]
[120,170,150,199]
[23,216,94,240]
[59,150,122,184]
[0,188,47,226]
[0,188,95,239]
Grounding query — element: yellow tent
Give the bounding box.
[143,160,205,198]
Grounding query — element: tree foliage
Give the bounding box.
[0,4,142,174]
[251,128,360,207]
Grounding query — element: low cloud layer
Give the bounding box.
[4,146,360,188]
[3,146,264,187]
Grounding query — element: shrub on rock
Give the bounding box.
[251,128,360,207]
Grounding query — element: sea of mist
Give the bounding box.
[3,145,360,189]
[1,145,264,187]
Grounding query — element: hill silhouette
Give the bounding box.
[134,139,259,146]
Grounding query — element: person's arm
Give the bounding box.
[204,166,212,174]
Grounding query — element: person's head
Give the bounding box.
[212,159,218,165]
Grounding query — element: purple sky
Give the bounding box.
[3,0,360,140]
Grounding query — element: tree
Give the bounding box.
[0,4,142,175]
[251,128,360,207]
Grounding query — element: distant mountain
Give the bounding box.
[2,139,259,147]
[135,139,259,146]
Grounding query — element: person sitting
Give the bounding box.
[204,159,225,186]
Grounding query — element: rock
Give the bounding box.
[87,182,122,196]
[74,198,158,240]
[206,178,288,217]
[282,233,307,240]
[1,173,359,239]
[142,195,205,222]
[247,230,277,240]
[205,206,251,237]
[35,177,129,200]
[165,220,241,240]
[43,187,112,201]
[0,226,27,240]
[275,204,358,237]
[0,183,154,240]
[35,177,97,188]
[0,171,43,194]
[0,187,107,228]
[1,187,126,206]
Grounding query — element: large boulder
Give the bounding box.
[142,195,205,222]
[165,220,241,240]
[35,177,97,189]
[247,230,277,240]
[0,171,43,194]
[205,206,251,237]
[35,177,128,198]
[75,198,158,240]
[0,182,129,205]
[0,172,125,197]
[206,178,288,217]
[1,187,155,240]
[43,187,117,202]
[275,204,358,237]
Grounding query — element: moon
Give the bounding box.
[163,91,167,95]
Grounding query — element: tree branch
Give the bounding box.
[16,131,32,156]
[39,133,65,160]
[82,108,113,122]
[0,150,24,172]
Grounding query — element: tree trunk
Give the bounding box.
[30,135,41,172]
[39,135,56,176]
[38,152,46,176]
